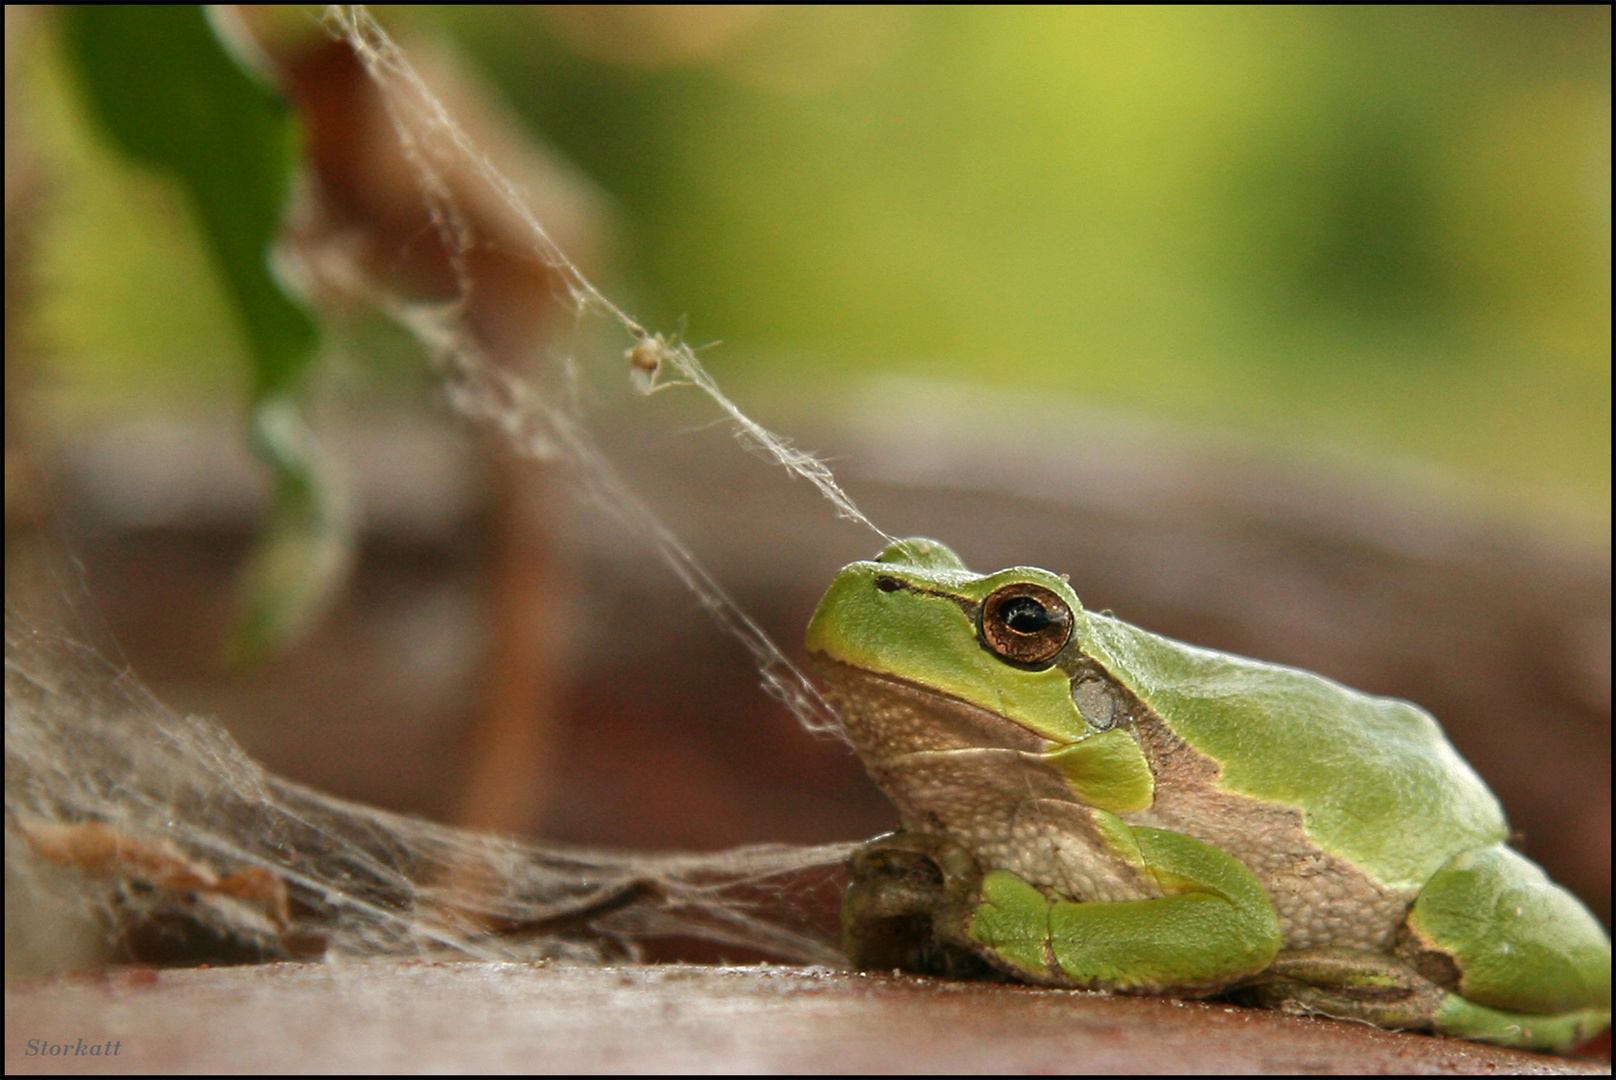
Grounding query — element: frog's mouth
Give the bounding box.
[810,656,1060,759]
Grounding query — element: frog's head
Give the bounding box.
[807,539,1154,816]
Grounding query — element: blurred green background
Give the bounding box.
[24,5,1612,529]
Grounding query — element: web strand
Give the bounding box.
[326,4,893,736]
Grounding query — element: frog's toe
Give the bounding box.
[1432,994,1612,1053]
[842,831,1002,980]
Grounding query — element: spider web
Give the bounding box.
[5,5,890,972]
[329,3,892,740]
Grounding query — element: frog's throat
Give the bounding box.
[810,655,1059,759]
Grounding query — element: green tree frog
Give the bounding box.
[807,538,1610,1052]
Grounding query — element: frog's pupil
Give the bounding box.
[1003,597,1050,633]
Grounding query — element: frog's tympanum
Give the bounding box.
[808,538,1610,1052]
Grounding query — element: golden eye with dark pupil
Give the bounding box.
[980,583,1072,667]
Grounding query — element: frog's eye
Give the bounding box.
[979,583,1073,668]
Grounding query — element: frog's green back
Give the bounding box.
[1078,614,1508,893]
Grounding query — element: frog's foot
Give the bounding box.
[1234,948,1611,1053]
[841,831,1004,981]
[1232,948,1450,1031]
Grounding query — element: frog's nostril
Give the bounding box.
[875,576,903,593]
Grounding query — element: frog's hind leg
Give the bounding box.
[1401,844,1610,1052]
[1241,845,1611,1053]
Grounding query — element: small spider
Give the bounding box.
[626,332,691,394]
[627,333,672,377]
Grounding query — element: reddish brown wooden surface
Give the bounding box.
[5,962,1607,1074]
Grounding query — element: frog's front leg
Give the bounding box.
[941,826,1283,996]
[842,831,1006,981]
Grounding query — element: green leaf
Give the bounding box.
[63,4,317,392]
[231,392,352,664]
[62,5,348,660]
